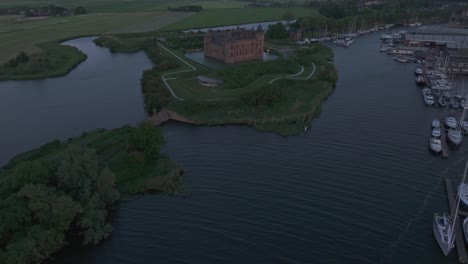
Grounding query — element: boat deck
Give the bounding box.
[444,177,468,263]
[440,118,448,159]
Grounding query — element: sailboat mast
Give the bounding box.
[449,157,468,248]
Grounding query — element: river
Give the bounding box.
[2,33,468,264]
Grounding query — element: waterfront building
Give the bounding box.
[403,31,468,50]
[203,25,264,64]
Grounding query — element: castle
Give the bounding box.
[204,25,264,64]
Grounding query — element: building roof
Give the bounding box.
[197,76,224,84]
[208,30,261,44]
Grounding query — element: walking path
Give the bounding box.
[157,42,197,101]
[268,63,316,85]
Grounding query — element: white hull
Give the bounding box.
[464,218,468,244]
[430,138,442,153]
[433,214,454,256]
[459,183,468,207]
[448,130,463,146]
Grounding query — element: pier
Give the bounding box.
[444,178,468,263]
[146,109,198,127]
[440,118,448,158]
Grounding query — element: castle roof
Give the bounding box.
[208,30,261,44]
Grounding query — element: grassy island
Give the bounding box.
[0,123,183,264]
[94,33,337,135]
[0,42,87,80]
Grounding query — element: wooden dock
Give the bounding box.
[440,118,448,159]
[444,178,468,263]
[146,109,198,127]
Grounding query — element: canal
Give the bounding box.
[1,32,467,264]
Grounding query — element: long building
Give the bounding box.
[204,25,264,64]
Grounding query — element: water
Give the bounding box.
[182,20,295,33]
[2,34,468,263]
[0,37,150,165]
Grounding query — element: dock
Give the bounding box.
[444,178,468,263]
[440,118,448,158]
[146,109,198,127]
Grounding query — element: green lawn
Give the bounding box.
[0,0,248,12]
[0,12,191,63]
[163,7,317,31]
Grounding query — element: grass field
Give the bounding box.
[163,7,317,31]
[0,12,191,63]
[0,0,248,12]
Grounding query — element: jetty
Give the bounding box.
[146,109,198,127]
[440,118,448,158]
[444,178,468,263]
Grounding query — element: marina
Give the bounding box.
[379,28,468,159]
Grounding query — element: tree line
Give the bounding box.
[0,123,165,264]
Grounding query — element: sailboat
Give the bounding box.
[434,159,468,255]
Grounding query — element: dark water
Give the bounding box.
[3,33,468,264]
[0,37,150,165]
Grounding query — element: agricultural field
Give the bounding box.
[0,12,191,63]
[0,0,248,12]
[163,7,317,31]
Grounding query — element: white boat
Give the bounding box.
[462,121,468,133]
[434,159,468,256]
[415,68,423,75]
[424,94,435,105]
[445,117,458,129]
[432,127,441,138]
[416,75,426,86]
[433,213,454,256]
[458,183,468,207]
[422,88,431,95]
[464,218,468,245]
[380,46,388,52]
[448,129,463,146]
[430,138,442,153]
[395,57,409,63]
[432,119,441,128]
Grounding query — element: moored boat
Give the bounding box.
[432,119,440,128]
[445,117,458,129]
[448,129,463,146]
[433,213,454,256]
[416,75,426,86]
[430,137,442,153]
[458,183,468,207]
[433,159,468,256]
[424,94,435,105]
[415,68,423,75]
[432,127,441,138]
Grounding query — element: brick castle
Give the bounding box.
[204,25,264,64]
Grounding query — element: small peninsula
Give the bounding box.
[94,25,338,135]
[0,123,183,264]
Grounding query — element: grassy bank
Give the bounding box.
[162,7,317,31]
[0,124,183,264]
[0,41,87,80]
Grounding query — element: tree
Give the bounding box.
[282,11,295,24]
[267,22,288,39]
[74,6,87,15]
[55,145,120,245]
[128,122,165,163]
